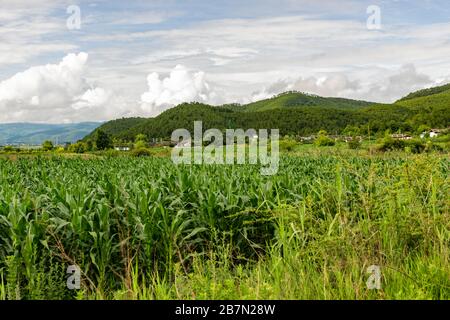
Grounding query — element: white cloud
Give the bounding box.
[81,12,450,107]
[2,2,450,122]
[0,52,118,122]
[251,64,434,103]
[0,1,77,67]
[363,64,433,102]
[72,87,111,110]
[140,65,218,116]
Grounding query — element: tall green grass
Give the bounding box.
[0,153,448,299]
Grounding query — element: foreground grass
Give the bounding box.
[0,152,449,300]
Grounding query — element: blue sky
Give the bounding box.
[1,0,450,122]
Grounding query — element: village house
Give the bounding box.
[420,128,445,139]
[391,133,412,140]
[114,146,130,151]
[299,135,315,142]
[342,136,363,143]
[430,129,443,138]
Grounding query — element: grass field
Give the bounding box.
[0,151,449,300]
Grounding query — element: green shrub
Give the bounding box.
[131,147,152,157]
[425,141,444,153]
[279,139,297,152]
[315,135,335,147]
[377,136,405,152]
[68,142,87,154]
[378,137,426,153]
[42,140,54,151]
[134,140,147,149]
[347,139,361,149]
[407,139,426,154]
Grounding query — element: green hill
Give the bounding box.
[241,91,373,112]
[123,103,237,140]
[87,103,415,141]
[397,83,450,102]
[396,87,450,128]
[83,117,146,140]
[85,87,450,142]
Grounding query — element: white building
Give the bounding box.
[114,146,130,151]
[421,129,443,139]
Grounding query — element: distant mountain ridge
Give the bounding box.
[397,83,450,102]
[84,86,450,141]
[239,91,373,112]
[0,122,102,145]
[4,85,449,145]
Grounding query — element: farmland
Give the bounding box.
[0,151,449,300]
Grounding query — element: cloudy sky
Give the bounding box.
[1,0,450,123]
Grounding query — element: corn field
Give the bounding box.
[0,154,449,300]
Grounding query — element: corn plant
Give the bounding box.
[0,153,448,299]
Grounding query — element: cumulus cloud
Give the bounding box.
[0,52,119,122]
[363,64,433,102]
[251,64,434,103]
[140,65,218,116]
[72,88,111,110]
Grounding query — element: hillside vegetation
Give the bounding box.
[85,86,450,142]
[397,83,450,102]
[396,88,450,129]
[241,91,373,112]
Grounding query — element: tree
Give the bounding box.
[95,130,112,150]
[42,140,54,151]
[134,140,147,149]
[416,124,430,135]
[279,138,297,152]
[135,134,147,143]
[348,137,361,149]
[343,125,360,136]
[86,140,93,152]
[69,142,87,153]
[134,134,148,149]
[315,130,335,147]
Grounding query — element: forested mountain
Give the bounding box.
[240,91,373,112]
[83,117,146,140]
[397,83,450,102]
[395,87,450,129]
[85,87,450,142]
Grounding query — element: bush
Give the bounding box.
[407,139,426,154]
[131,147,152,157]
[68,142,87,154]
[134,140,147,149]
[315,135,335,147]
[377,137,405,152]
[42,140,54,151]
[424,141,444,153]
[378,137,426,154]
[347,139,361,149]
[279,139,297,152]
